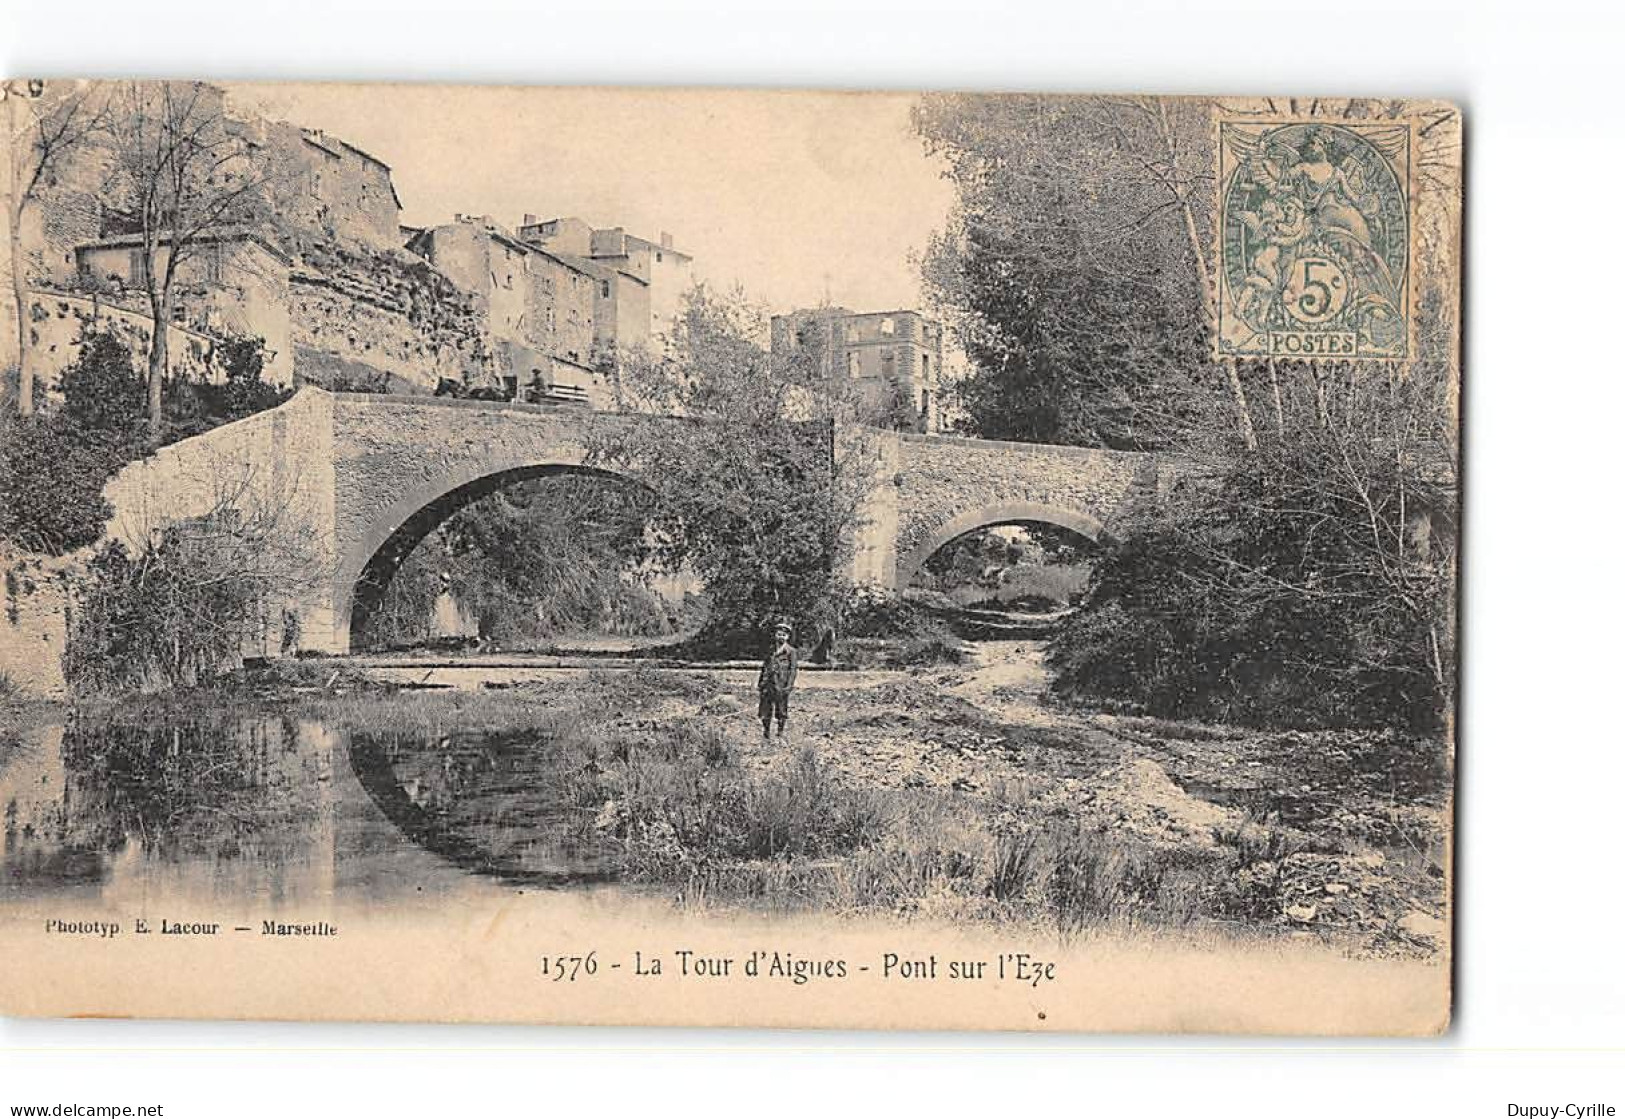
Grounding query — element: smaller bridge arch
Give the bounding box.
[894,501,1109,591]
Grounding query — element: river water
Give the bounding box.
[0,713,620,916]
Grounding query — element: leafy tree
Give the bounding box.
[591,285,878,652]
[358,474,676,651]
[0,328,291,557]
[914,93,1247,451]
[0,329,147,555]
[65,502,316,692]
[921,94,1464,730]
[1050,353,1458,730]
[162,335,292,443]
[0,413,128,555]
[212,336,289,421]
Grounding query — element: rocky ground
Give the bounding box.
[690,641,1451,959]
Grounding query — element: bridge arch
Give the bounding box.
[894,500,1109,591]
[336,459,646,653]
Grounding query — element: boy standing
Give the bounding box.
[757,621,798,740]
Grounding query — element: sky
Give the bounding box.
[223,83,958,319]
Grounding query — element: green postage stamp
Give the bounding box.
[1217,118,1413,361]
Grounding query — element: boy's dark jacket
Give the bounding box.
[758,643,799,694]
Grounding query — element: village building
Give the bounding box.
[516,216,692,354]
[250,123,405,254]
[405,216,609,406]
[10,82,694,411]
[770,307,944,432]
[72,229,296,386]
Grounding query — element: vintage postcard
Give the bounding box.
[0,82,1459,1033]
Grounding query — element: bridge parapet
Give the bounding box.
[99,388,1170,657]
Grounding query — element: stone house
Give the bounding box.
[517,216,692,355]
[244,120,404,253]
[406,216,608,405]
[11,83,693,412]
[71,230,295,386]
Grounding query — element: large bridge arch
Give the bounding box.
[323,393,683,653]
[894,501,1109,591]
[338,460,646,651]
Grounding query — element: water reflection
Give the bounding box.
[348,729,617,885]
[0,712,617,910]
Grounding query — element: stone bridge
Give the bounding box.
[104,388,1163,655]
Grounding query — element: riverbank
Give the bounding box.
[0,644,1450,959]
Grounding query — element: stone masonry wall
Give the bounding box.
[63,394,1170,672]
[0,550,80,699]
[104,388,338,654]
[327,395,677,648]
[1,390,340,697]
[288,260,492,393]
[25,290,219,387]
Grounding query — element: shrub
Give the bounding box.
[892,628,969,667]
[988,563,1090,609]
[1208,816,1303,921]
[987,829,1041,901]
[0,329,289,559]
[1044,826,1217,931]
[601,744,891,877]
[0,330,153,555]
[0,413,135,555]
[58,330,147,433]
[357,473,680,651]
[837,583,966,666]
[64,508,304,694]
[589,287,878,656]
[1049,483,1449,731]
[162,335,293,443]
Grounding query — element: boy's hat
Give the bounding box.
[773,621,791,634]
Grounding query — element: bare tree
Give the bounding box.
[103,81,270,435]
[4,79,104,416]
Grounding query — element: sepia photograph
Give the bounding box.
[0,79,1461,1034]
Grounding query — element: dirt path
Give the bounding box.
[944,640,1074,726]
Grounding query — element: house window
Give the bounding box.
[601,280,611,298]
[202,245,225,284]
[880,317,895,336]
[921,352,931,380]
[129,250,148,286]
[656,252,663,263]
[847,352,860,377]
[881,349,896,379]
